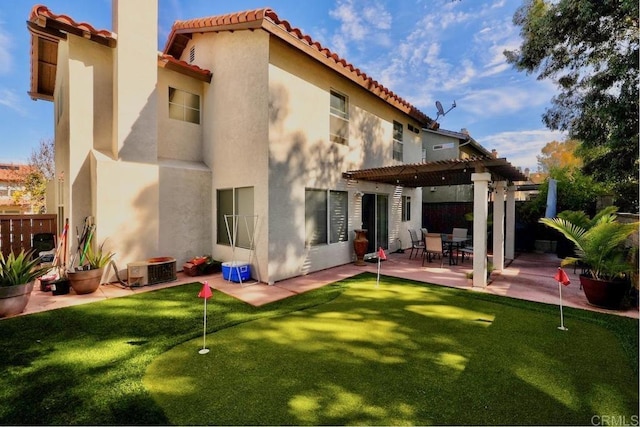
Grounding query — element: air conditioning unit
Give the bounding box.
[127,257,177,286]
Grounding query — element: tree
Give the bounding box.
[12,139,54,213]
[536,139,582,173]
[505,0,639,212]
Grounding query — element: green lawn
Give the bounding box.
[1,273,638,425]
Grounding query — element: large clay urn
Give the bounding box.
[580,275,630,310]
[353,229,369,266]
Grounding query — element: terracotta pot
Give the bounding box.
[68,268,104,295]
[0,281,35,318]
[579,274,630,310]
[353,229,369,266]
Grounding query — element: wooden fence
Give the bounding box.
[0,214,57,258]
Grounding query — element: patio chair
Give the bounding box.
[452,228,471,262]
[452,228,468,239]
[422,233,444,267]
[408,229,425,259]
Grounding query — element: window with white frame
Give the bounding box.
[401,195,411,222]
[217,187,254,248]
[330,90,349,145]
[393,121,403,161]
[169,87,200,124]
[305,189,348,246]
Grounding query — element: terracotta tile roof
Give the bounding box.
[27,5,212,100]
[29,4,115,41]
[158,54,212,82]
[164,8,435,127]
[0,164,31,182]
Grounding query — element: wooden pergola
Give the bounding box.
[343,156,529,287]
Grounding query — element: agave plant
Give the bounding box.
[0,250,48,287]
[83,241,115,270]
[540,207,638,282]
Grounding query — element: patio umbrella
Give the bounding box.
[545,178,557,218]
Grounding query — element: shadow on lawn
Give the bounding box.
[144,274,639,426]
[0,282,343,425]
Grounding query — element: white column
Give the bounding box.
[471,172,491,287]
[505,185,516,260]
[492,181,506,272]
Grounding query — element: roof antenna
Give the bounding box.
[435,100,456,121]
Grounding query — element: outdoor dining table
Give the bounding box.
[441,234,472,265]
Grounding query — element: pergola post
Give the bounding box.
[505,185,516,260]
[471,172,491,287]
[492,181,506,272]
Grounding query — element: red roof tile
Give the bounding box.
[164,8,434,126]
[29,4,114,40]
[158,54,212,82]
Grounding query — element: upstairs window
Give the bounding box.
[393,121,403,161]
[330,90,349,145]
[169,87,200,124]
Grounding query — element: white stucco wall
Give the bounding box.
[157,69,204,162]
[266,37,423,283]
[193,30,270,281]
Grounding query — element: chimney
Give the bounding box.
[491,149,498,158]
[460,128,469,135]
[112,0,158,162]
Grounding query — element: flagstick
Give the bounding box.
[557,282,568,331]
[199,297,210,354]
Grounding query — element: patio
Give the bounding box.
[19,251,638,319]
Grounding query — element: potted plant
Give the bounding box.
[540,207,639,309]
[0,250,48,317]
[67,241,115,295]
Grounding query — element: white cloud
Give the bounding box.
[0,25,12,74]
[0,89,26,115]
[479,129,566,170]
[460,85,553,117]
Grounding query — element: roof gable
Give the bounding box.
[27,5,212,101]
[164,8,435,127]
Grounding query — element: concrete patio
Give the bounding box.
[16,251,640,319]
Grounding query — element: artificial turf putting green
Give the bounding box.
[144,275,639,425]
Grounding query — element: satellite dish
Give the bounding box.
[434,100,456,121]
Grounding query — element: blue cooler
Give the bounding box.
[222,262,251,283]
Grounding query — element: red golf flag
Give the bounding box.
[198,281,213,299]
[377,247,387,260]
[554,268,570,286]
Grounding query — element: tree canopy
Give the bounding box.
[505,0,639,212]
[537,139,582,172]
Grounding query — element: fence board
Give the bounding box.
[0,215,57,257]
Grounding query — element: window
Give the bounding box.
[305,189,348,246]
[217,187,254,248]
[330,90,349,145]
[393,121,403,161]
[169,87,200,124]
[433,142,454,150]
[189,46,195,63]
[401,196,411,222]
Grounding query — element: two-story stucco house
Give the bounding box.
[27,1,525,286]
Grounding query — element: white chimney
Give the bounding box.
[112,0,158,162]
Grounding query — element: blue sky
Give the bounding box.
[0,0,564,171]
